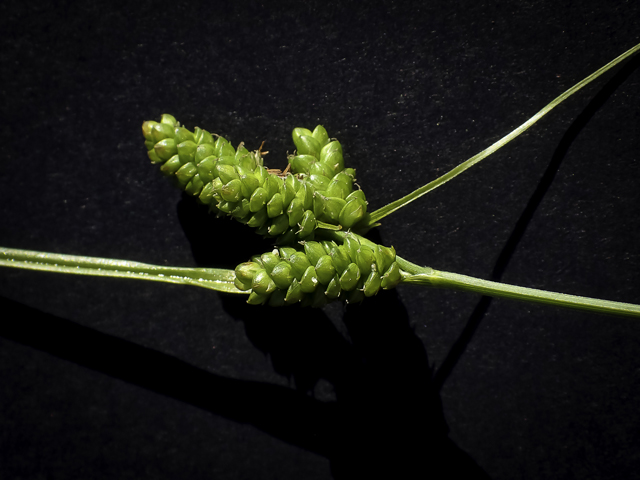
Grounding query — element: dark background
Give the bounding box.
[1,0,639,478]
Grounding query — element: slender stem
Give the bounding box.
[401,269,640,318]
[366,41,640,224]
[0,247,245,294]
[3,240,639,317]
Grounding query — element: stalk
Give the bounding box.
[400,269,640,318]
[366,41,640,224]
[3,242,639,317]
[0,247,244,294]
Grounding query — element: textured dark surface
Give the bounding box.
[1,1,639,478]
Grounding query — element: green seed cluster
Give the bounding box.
[288,126,369,230]
[142,114,369,242]
[233,235,402,307]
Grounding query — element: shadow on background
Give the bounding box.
[227,290,492,478]
[433,53,640,391]
[176,193,490,477]
[2,292,491,479]
[176,195,273,270]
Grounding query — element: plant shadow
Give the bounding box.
[0,290,491,479]
[177,196,491,477]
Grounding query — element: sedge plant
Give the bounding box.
[1,43,639,318]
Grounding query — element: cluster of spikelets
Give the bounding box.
[142,114,404,305]
[233,236,402,306]
[142,114,370,243]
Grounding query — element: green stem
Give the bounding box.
[401,269,640,319]
[366,41,640,225]
[0,246,245,294]
[3,241,638,317]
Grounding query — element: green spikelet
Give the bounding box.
[233,235,402,306]
[142,115,372,240]
[289,125,368,230]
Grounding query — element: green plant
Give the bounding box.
[2,42,638,318]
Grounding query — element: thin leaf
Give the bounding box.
[366,41,640,225]
[0,247,245,294]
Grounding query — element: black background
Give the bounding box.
[1,1,639,478]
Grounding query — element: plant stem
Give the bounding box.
[401,269,640,319]
[366,41,640,225]
[0,247,244,294]
[3,239,638,317]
